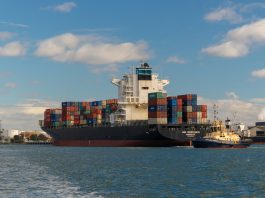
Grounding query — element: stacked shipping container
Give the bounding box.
[43,93,207,127]
[167,97,182,124]
[42,99,119,128]
[177,94,207,124]
[148,92,167,124]
[60,100,118,127]
[44,109,62,127]
[148,93,208,125]
[43,99,118,128]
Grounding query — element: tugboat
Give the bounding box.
[192,119,252,148]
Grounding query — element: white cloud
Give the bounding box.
[250,98,265,103]
[199,96,264,125]
[204,3,265,24]
[5,82,17,89]
[204,8,243,23]
[166,56,186,64]
[91,64,119,74]
[35,33,150,66]
[251,69,265,78]
[202,19,265,58]
[0,32,15,41]
[258,108,265,120]
[240,3,265,12]
[226,91,239,99]
[0,21,29,28]
[0,41,26,57]
[53,2,76,13]
[0,99,60,131]
[202,41,248,58]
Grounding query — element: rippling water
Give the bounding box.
[1,145,265,197]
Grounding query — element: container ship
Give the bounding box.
[40,63,210,147]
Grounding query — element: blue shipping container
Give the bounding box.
[167,117,177,124]
[167,99,177,106]
[148,105,167,112]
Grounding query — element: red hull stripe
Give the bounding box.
[54,140,190,147]
[205,146,249,149]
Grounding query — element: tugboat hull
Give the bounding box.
[192,138,252,148]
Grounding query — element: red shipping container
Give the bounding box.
[148,112,167,118]
[94,109,102,114]
[178,94,193,100]
[177,95,186,100]
[177,105,182,110]
[177,118,182,124]
[201,105,207,112]
[177,99,182,106]
[45,109,51,113]
[148,98,167,105]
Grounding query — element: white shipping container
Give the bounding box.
[201,118,207,124]
[102,100,106,106]
[54,109,62,114]
[183,106,192,113]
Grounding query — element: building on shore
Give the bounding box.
[1,129,52,143]
[246,122,265,137]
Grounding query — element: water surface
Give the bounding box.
[1,144,265,197]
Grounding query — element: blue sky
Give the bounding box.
[1,0,265,130]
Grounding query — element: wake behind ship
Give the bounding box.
[40,63,210,146]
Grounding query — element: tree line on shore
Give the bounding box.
[12,133,50,143]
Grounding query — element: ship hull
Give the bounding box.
[54,140,189,147]
[192,138,251,148]
[42,124,209,147]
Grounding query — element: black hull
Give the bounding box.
[42,124,209,147]
[192,138,251,148]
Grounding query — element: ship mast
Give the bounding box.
[213,104,218,121]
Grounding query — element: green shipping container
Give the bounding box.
[148,92,167,99]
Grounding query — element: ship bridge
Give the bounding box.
[111,63,169,123]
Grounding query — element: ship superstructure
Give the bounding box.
[112,63,169,123]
